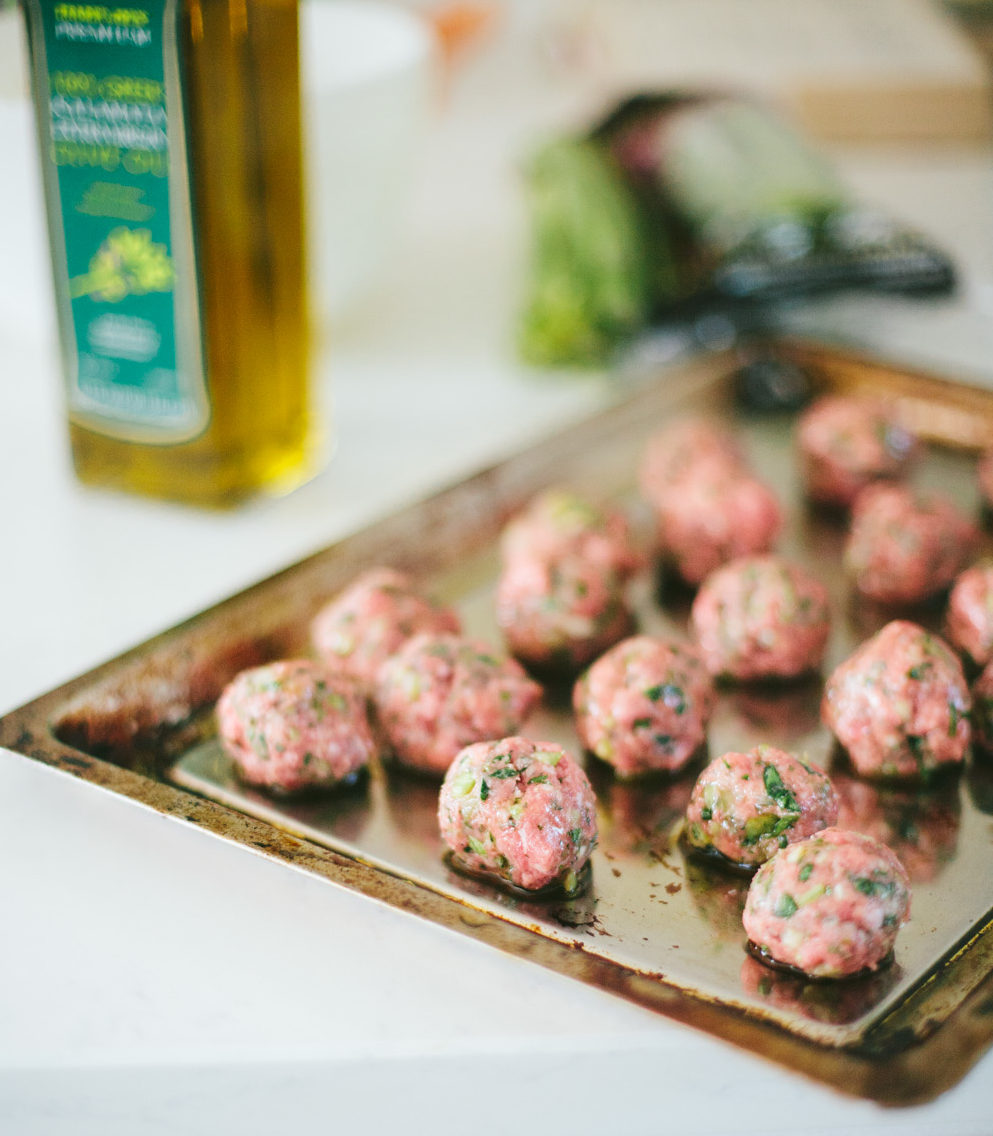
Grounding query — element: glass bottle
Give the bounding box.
[20,0,322,506]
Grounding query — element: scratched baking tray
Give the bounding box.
[5,343,993,1103]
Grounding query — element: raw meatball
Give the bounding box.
[971,662,993,753]
[685,746,838,867]
[375,633,541,775]
[650,467,783,587]
[690,555,831,680]
[500,488,643,579]
[639,416,745,500]
[573,635,714,777]
[743,827,911,979]
[310,567,461,688]
[844,485,977,605]
[822,620,971,780]
[797,395,917,508]
[495,552,631,672]
[946,562,993,667]
[217,659,374,794]
[638,416,781,587]
[438,736,598,893]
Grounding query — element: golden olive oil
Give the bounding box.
[23,0,321,507]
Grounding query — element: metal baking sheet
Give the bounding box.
[5,344,993,1103]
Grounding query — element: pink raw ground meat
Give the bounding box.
[500,488,643,579]
[639,417,745,501]
[375,633,541,775]
[650,467,783,587]
[743,827,911,979]
[844,485,977,605]
[685,746,837,867]
[946,562,993,668]
[573,635,714,777]
[217,659,375,794]
[496,551,631,672]
[797,395,917,508]
[822,620,971,780]
[438,736,598,892]
[638,417,781,587]
[690,555,831,681]
[310,567,460,689]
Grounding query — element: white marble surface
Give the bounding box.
[3,6,993,1133]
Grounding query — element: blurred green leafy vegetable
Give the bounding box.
[518,138,656,367]
[518,93,952,368]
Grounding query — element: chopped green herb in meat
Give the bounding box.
[907,735,928,765]
[774,893,798,918]
[853,876,896,898]
[762,764,799,813]
[743,812,798,845]
[644,682,686,714]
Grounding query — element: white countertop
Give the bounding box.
[3,7,993,1133]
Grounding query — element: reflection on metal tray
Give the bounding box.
[4,343,993,1105]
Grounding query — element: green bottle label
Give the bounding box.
[24,0,209,443]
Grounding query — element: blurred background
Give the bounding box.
[5,1,993,359]
[3,0,993,707]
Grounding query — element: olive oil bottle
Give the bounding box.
[21,0,321,506]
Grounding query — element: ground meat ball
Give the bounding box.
[946,563,993,668]
[500,488,643,579]
[375,633,541,775]
[651,468,783,587]
[685,746,838,867]
[743,827,911,979]
[573,635,714,778]
[844,485,977,605]
[310,567,461,688]
[638,416,781,587]
[495,552,631,671]
[797,395,917,508]
[822,620,971,780]
[971,663,993,753]
[217,659,375,794]
[437,736,598,892]
[690,555,831,681]
[639,417,745,500]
